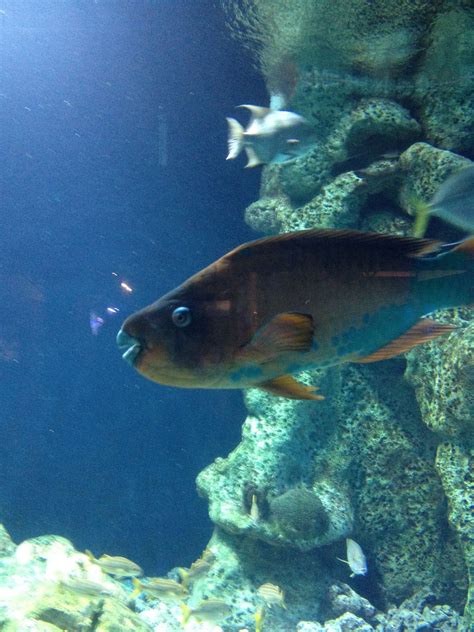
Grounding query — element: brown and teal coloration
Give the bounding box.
[117,229,474,400]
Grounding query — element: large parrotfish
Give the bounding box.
[117,229,474,400]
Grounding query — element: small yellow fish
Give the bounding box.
[85,549,143,578]
[130,576,188,600]
[178,557,212,586]
[59,577,114,597]
[181,598,231,624]
[257,583,286,609]
[201,547,217,564]
[255,605,266,632]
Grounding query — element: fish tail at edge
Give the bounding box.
[437,236,474,306]
[226,117,244,160]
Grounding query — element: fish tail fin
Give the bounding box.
[452,236,474,305]
[451,235,474,259]
[84,549,95,562]
[410,196,431,238]
[226,117,244,160]
[180,603,192,625]
[422,236,474,307]
[177,567,189,587]
[130,578,142,600]
[255,606,266,632]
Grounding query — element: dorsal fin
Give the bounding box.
[224,228,442,262]
[237,104,272,119]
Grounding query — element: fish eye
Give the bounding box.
[171,306,192,327]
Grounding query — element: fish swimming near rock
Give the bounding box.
[117,228,474,401]
[226,105,317,167]
[413,165,474,236]
[257,582,286,608]
[177,557,212,586]
[180,598,231,624]
[131,577,188,600]
[59,576,115,597]
[85,550,143,578]
[337,538,368,578]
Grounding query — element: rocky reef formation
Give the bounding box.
[0,3,472,631]
[197,362,469,622]
[215,1,474,629]
[0,525,466,631]
[0,529,149,632]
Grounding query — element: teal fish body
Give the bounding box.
[118,229,473,400]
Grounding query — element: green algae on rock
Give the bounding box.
[417,8,474,153]
[406,311,474,438]
[435,443,474,627]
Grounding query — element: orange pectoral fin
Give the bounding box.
[240,312,314,363]
[258,375,324,400]
[354,318,456,363]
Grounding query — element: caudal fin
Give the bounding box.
[439,236,474,306]
[454,236,474,305]
[452,235,474,258]
[130,578,142,600]
[180,603,192,625]
[226,117,244,160]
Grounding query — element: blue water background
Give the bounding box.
[0,1,265,573]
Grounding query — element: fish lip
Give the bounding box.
[117,329,143,366]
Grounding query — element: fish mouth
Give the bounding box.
[116,329,143,366]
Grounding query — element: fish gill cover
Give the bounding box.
[0,0,473,631]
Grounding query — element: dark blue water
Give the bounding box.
[0,0,265,573]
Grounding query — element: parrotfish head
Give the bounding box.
[117,270,244,389]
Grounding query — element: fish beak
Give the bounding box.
[116,329,143,366]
